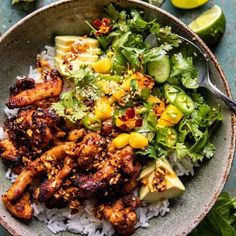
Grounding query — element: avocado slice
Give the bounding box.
[56,47,101,59]
[138,161,156,180]
[54,57,94,76]
[139,158,185,203]
[55,36,99,48]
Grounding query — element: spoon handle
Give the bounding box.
[206,80,236,113]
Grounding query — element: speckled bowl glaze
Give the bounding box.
[0,0,235,236]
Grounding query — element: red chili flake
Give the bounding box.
[93,19,103,28]
[125,108,135,119]
[119,124,128,130]
[120,116,127,122]
[135,119,143,127]
[102,18,110,25]
[92,18,112,36]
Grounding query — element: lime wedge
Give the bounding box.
[189,5,226,46]
[171,0,208,9]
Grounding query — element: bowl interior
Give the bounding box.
[0,1,234,236]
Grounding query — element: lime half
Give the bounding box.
[171,0,208,9]
[189,5,226,46]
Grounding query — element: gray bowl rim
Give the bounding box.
[0,0,235,235]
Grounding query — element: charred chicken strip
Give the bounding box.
[71,173,107,199]
[4,143,75,202]
[2,192,33,221]
[36,156,76,202]
[5,108,60,155]
[75,132,106,170]
[0,139,20,168]
[72,145,138,199]
[7,70,63,109]
[9,77,35,96]
[99,195,141,235]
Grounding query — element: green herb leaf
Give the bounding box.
[51,91,89,123]
[191,192,236,236]
[170,53,198,89]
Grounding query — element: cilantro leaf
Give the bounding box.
[150,25,181,47]
[170,53,198,89]
[136,145,158,160]
[128,10,148,32]
[121,47,144,70]
[142,44,172,63]
[51,91,88,123]
[69,67,104,101]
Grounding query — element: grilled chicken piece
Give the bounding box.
[75,132,106,170]
[72,146,136,199]
[36,156,76,202]
[0,139,20,168]
[122,163,141,194]
[109,145,137,176]
[7,70,63,109]
[2,192,33,221]
[99,195,141,235]
[33,97,60,109]
[67,129,86,142]
[101,119,119,138]
[5,108,60,155]
[10,77,35,96]
[4,143,75,202]
[72,173,107,199]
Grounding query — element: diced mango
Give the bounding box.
[115,117,124,128]
[121,75,138,90]
[92,57,112,74]
[157,118,174,127]
[129,132,149,149]
[112,133,130,149]
[158,104,183,127]
[95,98,113,120]
[112,88,126,100]
[96,80,110,94]
[147,95,161,104]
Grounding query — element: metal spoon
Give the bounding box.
[145,34,236,113]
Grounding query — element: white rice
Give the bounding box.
[1,46,198,235]
[28,45,55,83]
[0,127,7,141]
[31,199,169,235]
[5,169,18,183]
[168,154,199,176]
[4,107,19,119]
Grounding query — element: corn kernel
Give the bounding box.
[112,133,130,149]
[95,98,113,120]
[92,57,112,73]
[129,132,148,149]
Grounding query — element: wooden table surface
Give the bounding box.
[0,0,235,235]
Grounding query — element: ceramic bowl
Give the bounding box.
[0,0,235,235]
